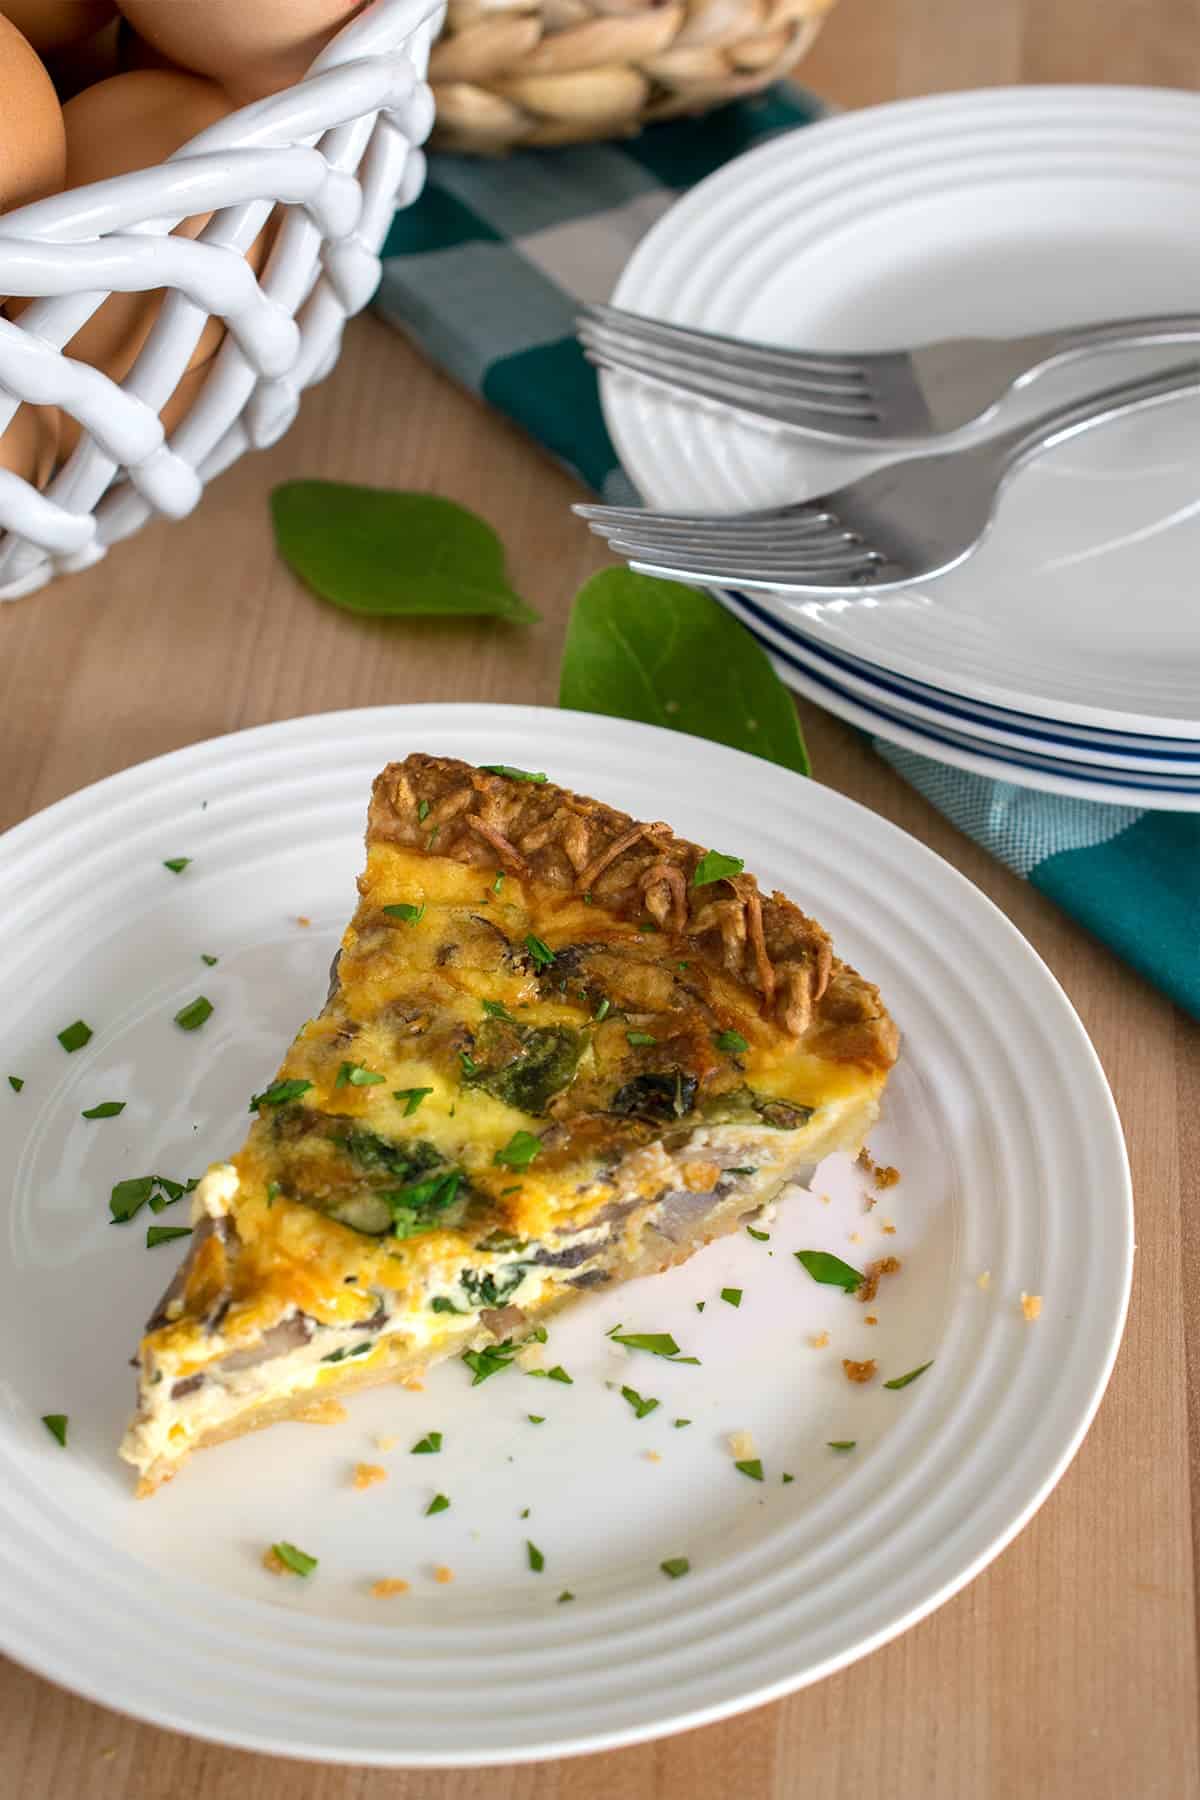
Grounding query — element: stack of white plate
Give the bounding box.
[599,86,1200,810]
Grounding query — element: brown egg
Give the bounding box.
[0,403,60,486]
[46,71,279,389]
[41,14,123,102]
[117,0,364,102]
[0,0,115,54]
[0,15,67,213]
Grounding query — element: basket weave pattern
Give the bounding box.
[0,0,441,600]
[429,0,836,151]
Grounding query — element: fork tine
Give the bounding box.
[590,514,851,547]
[582,342,881,426]
[580,304,872,382]
[580,319,874,403]
[576,501,832,530]
[602,534,882,577]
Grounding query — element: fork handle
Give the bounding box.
[1015,314,1200,378]
[983,357,1200,476]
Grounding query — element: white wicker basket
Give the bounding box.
[0,0,442,599]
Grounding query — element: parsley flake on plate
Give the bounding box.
[528,1414,545,1425]
[383,902,425,924]
[250,1077,312,1111]
[426,1493,450,1516]
[462,1340,519,1384]
[795,1249,863,1293]
[557,1590,575,1604]
[620,1385,659,1421]
[174,996,212,1032]
[524,933,555,969]
[608,1330,699,1363]
[480,765,547,783]
[57,1020,92,1053]
[734,1458,764,1481]
[674,1418,691,1429]
[109,1176,155,1223]
[526,1540,545,1572]
[41,1414,68,1447]
[782,1473,795,1484]
[746,1226,769,1241]
[884,1361,933,1390]
[494,1130,541,1170]
[162,857,191,874]
[393,1087,432,1115]
[272,1541,317,1577]
[660,1557,690,1579]
[527,1365,572,1384]
[201,954,218,966]
[691,850,744,888]
[714,1029,748,1055]
[82,1101,125,1120]
[336,1061,385,1087]
[828,1440,857,1451]
[7,1076,23,1092]
[146,1225,192,1249]
[411,1432,443,1454]
[720,1287,742,1308]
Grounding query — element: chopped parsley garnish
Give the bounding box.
[272,1541,317,1577]
[41,1414,68,1447]
[625,1030,657,1047]
[82,1101,125,1119]
[527,1365,572,1384]
[528,1414,545,1424]
[7,1075,23,1092]
[57,1020,92,1053]
[201,953,218,966]
[336,1061,385,1087]
[174,996,212,1032]
[430,1296,466,1314]
[734,1458,763,1481]
[524,933,555,969]
[417,800,430,822]
[411,1432,443,1454]
[727,1167,757,1177]
[782,1473,795,1484]
[593,997,611,1021]
[394,1087,433,1115]
[109,1176,155,1223]
[520,1507,530,1519]
[265,1183,279,1208]
[426,1495,451,1517]
[250,1077,312,1110]
[383,902,425,924]
[320,1341,374,1364]
[695,1302,705,1312]
[638,921,658,933]
[480,765,547,783]
[828,1440,857,1451]
[607,1330,698,1363]
[385,1169,463,1239]
[674,1418,691,1429]
[462,1340,519,1384]
[660,1557,689,1579]
[691,850,744,888]
[714,1029,749,1055]
[526,1540,545,1572]
[720,1287,742,1308]
[620,1385,659,1420]
[162,857,191,873]
[557,1590,574,1603]
[526,1324,548,1343]
[459,1051,479,1079]
[795,1249,863,1293]
[746,1226,769,1241]
[426,826,440,850]
[481,998,518,1022]
[494,1130,541,1170]
[884,1361,933,1390]
[461,1265,525,1308]
[146,1224,192,1248]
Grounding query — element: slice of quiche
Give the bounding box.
[121,755,898,1493]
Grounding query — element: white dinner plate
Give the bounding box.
[718,590,1200,810]
[602,86,1200,738]
[0,707,1132,1764]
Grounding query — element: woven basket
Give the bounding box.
[428,0,836,152]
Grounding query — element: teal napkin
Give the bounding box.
[375,91,1200,1021]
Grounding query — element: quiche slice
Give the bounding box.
[121,755,898,1493]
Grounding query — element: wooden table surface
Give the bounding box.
[3,4,1199,1795]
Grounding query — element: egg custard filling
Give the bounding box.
[121,755,899,1494]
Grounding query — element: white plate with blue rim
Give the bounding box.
[601,85,1200,742]
[0,706,1131,1763]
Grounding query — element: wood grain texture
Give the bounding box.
[2,4,1198,1793]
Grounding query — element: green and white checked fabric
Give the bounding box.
[376,91,1200,1021]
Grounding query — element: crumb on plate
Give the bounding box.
[843,1358,877,1385]
[857,1148,901,1188]
[1021,1292,1043,1322]
[809,1330,830,1349]
[728,1430,756,1460]
[296,915,311,928]
[295,1398,346,1425]
[645,1449,662,1463]
[353,1462,388,1490]
[433,1565,454,1584]
[375,1434,399,1451]
[262,1547,290,1577]
[865,1314,878,1326]
[880,1221,897,1235]
[370,1578,410,1599]
[858,1255,901,1305]
[977,1270,992,1291]
[847,1231,861,1244]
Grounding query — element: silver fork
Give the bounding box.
[575,360,1200,594]
[579,301,1200,445]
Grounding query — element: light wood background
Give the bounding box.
[3,3,1199,1795]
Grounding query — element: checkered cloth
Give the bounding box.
[375,90,1200,1021]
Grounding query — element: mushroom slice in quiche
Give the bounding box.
[121,754,899,1493]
